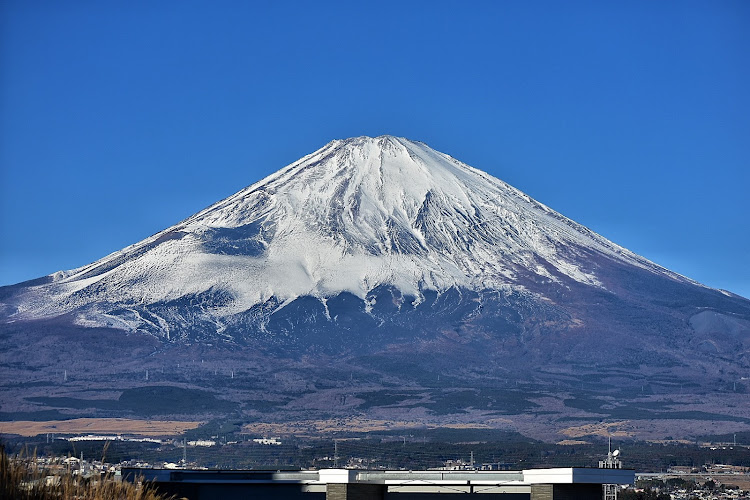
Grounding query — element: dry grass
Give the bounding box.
[0,418,201,437]
[559,421,635,439]
[0,444,177,500]
[556,439,592,445]
[242,417,514,436]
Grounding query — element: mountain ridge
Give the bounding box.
[1,135,749,441]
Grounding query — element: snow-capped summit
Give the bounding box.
[0,136,700,335]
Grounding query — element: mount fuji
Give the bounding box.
[2,136,749,440]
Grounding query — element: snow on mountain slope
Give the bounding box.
[4,136,692,331]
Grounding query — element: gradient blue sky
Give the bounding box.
[1,1,748,298]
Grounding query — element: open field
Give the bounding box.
[0,418,201,437]
[242,417,516,437]
[560,420,636,439]
[644,474,750,491]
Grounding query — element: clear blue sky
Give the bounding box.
[1,1,748,298]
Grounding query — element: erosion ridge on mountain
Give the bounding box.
[1,135,749,441]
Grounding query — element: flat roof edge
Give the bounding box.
[123,467,635,486]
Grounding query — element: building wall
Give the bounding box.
[530,484,602,500]
[153,481,326,500]
[387,493,528,500]
[327,484,387,500]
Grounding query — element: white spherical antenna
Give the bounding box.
[612,449,620,457]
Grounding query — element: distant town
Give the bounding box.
[3,428,750,499]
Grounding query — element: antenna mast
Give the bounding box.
[600,437,622,500]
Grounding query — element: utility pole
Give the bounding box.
[334,440,339,468]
